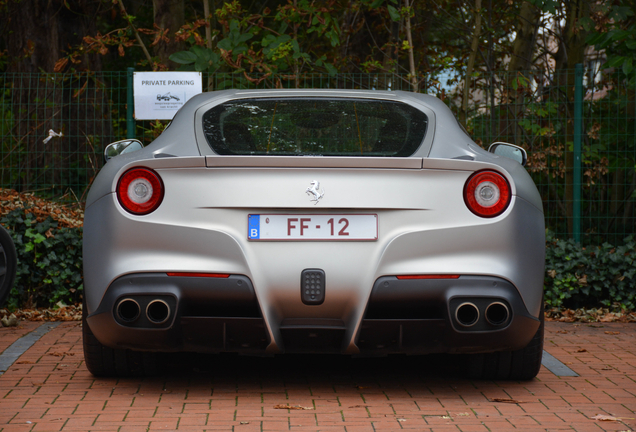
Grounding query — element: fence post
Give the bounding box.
[127,67,135,139]
[573,64,583,243]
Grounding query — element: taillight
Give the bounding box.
[117,167,164,215]
[463,170,511,217]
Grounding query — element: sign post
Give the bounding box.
[133,72,203,120]
[127,67,135,138]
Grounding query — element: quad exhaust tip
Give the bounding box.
[146,299,170,324]
[116,298,140,322]
[455,302,479,327]
[485,302,510,326]
[454,300,511,328]
[115,298,171,325]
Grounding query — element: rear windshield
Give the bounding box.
[202,98,427,157]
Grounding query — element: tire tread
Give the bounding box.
[467,305,544,381]
[82,304,159,377]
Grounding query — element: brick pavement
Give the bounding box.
[0,321,634,432]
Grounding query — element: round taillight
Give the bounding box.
[463,170,511,218]
[117,168,164,215]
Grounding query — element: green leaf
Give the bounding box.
[586,32,607,46]
[624,39,636,50]
[612,29,633,41]
[623,57,633,75]
[606,56,625,68]
[387,5,400,21]
[238,33,254,43]
[169,51,197,64]
[261,34,276,46]
[190,45,210,60]
[194,57,210,72]
[217,38,233,51]
[325,63,337,75]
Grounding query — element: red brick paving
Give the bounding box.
[0,321,634,431]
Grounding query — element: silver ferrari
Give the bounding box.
[83,89,545,379]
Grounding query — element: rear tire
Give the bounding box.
[467,305,544,380]
[0,225,17,308]
[82,299,160,377]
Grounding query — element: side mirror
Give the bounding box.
[488,142,527,166]
[104,139,143,162]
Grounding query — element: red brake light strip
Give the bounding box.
[396,275,460,280]
[167,272,230,278]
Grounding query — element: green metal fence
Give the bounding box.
[465,67,636,245]
[0,72,128,202]
[1,69,634,243]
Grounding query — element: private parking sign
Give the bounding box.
[133,72,202,120]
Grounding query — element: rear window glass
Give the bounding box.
[202,98,427,157]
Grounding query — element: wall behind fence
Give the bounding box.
[0,70,634,244]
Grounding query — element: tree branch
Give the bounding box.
[404,0,418,92]
[116,0,155,70]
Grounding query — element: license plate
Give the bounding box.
[248,214,378,241]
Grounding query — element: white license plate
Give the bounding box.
[248,214,378,241]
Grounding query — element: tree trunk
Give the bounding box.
[153,0,185,67]
[5,0,60,73]
[203,0,212,49]
[508,1,540,73]
[461,0,482,125]
[2,0,110,195]
[504,1,541,145]
[555,0,591,237]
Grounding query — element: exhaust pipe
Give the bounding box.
[146,299,170,324]
[485,302,510,326]
[116,298,140,322]
[455,302,479,327]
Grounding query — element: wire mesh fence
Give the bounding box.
[0,69,634,243]
[464,67,635,245]
[0,72,128,202]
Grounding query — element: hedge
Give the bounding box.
[1,208,83,309]
[0,207,634,311]
[544,231,635,310]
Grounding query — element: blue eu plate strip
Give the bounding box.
[248,215,260,239]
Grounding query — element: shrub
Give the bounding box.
[0,206,634,312]
[544,231,636,310]
[0,208,83,309]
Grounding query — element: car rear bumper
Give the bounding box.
[357,275,539,354]
[87,273,540,355]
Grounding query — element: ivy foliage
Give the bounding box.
[544,231,636,310]
[0,208,83,310]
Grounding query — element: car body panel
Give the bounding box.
[83,89,545,359]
